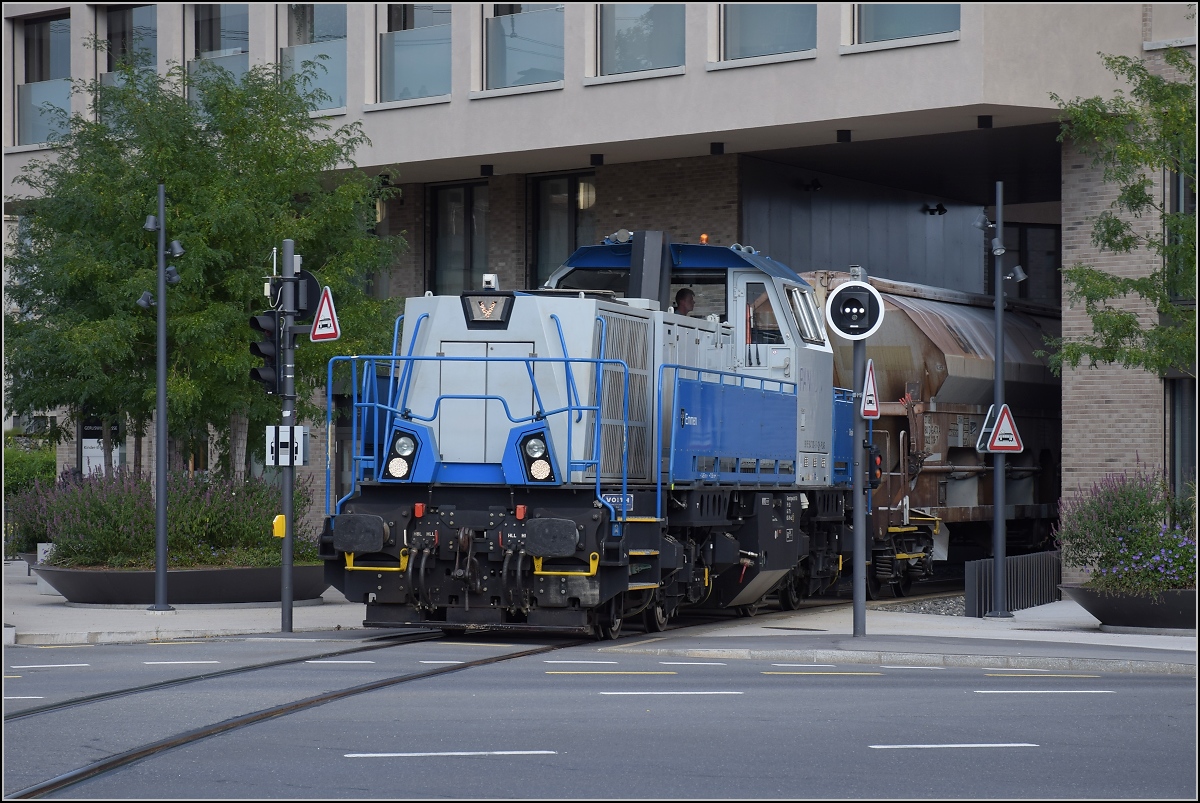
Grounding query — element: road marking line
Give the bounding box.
[659,662,726,666]
[5,675,21,678]
[305,660,376,664]
[544,660,619,664]
[346,750,556,758]
[4,696,44,700]
[33,645,93,649]
[147,641,206,645]
[618,638,666,647]
[983,674,1101,678]
[762,671,883,676]
[143,661,220,665]
[881,666,945,670]
[771,663,834,667]
[546,671,676,675]
[974,690,1115,694]
[9,664,89,669]
[419,661,463,665]
[438,643,515,647]
[870,743,1039,749]
[599,691,742,695]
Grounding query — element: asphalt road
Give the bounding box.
[4,635,1195,799]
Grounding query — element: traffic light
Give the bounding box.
[866,444,883,490]
[250,311,280,394]
[825,280,885,341]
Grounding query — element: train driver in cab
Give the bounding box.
[675,287,696,316]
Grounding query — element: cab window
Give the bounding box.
[787,285,826,345]
[745,282,784,344]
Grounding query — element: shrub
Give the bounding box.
[4,443,56,499]
[1056,465,1196,595]
[5,470,318,568]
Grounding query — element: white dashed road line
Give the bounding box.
[346,750,556,758]
[143,661,220,665]
[599,691,743,696]
[9,664,89,669]
[871,743,1039,749]
[974,690,1115,694]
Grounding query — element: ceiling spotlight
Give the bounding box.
[143,215,158,232]
[1005,265,1028,283]
[169,240,185,258]
[991,237,1007,256]
[480,164,494,177]
[972,213,993,231]
[165,266,181,285]
[137,290,156,309]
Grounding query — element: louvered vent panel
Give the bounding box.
[585,312,652,481]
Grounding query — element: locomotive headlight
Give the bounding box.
[388,457,410,478]
[394,435,416,457]
[524,438,547,459]
[529,459,551,480]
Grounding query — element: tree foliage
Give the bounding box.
[4,46,403,470]
[1045,46,1196,378]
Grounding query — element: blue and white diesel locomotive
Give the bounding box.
[319,231,1060,637]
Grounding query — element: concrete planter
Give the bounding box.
[1059,585,1196,630]
[31,565,329,605]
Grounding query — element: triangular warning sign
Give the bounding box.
[310,286,341,343]
[986,404,1023,453]
[860,358,880,419]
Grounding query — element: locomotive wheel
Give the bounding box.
[596,596,624,640]
[778,575,803,611]
[892,573,915,598]
[643,601,668,632]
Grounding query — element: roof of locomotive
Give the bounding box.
[555,242,811,286]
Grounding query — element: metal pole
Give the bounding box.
[851,266,867,637]
[149,182,173,613]
[987,181,1012,618]
[281,240,296,632]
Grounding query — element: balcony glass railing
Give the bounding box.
[282,39,347,110]
[17,78,71,145]
[186,51,250,105]
[486,7,564,90]
[380,24,451,101]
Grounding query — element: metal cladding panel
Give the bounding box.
[671,378,798,482]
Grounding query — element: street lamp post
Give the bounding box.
[142,182,183,614]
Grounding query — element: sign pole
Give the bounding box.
[281,239,296,632]
[988,182,1013,618]
[852,335,867,637]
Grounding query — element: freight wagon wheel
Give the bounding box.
[892,573,914,598]
[643,601,668,633]
[865,573,882,601]
[778,575,803,611]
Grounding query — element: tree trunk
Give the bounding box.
[230,411,248,482]
[132,417,144,476]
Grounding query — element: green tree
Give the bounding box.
[1045,46,1196,378]
[4,47,403,476]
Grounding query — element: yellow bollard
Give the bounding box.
[272,514,286,538]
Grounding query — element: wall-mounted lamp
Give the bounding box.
[923,202,947,215]
[991,237,1007,256]
[972,212,994,231]
[1004,264,1027,283]
[165,266,181,285]
[480,164,494,177]
[590,153,604,166]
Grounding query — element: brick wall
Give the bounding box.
[381,182,426,300]
[486,174,527,290]
[1059,138,1168,582]
[593,154,740,246]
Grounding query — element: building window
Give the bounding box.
[381,4,452,101]
[486,5,565,90]
[18,14,71,145]
[854,4,959,45]
[1168,377,1196,497]
[723,4,816,60]
[189,4,249,85]
[283,4,348,109]
[1167,168,1195,303]
[431,184,490,295]
[106,4,157,72]
[599,4,685,76]
[987,223,1061,306]
[534,174,596,288]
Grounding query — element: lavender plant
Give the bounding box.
[5,470,318,568]
[1056,465,1196,595]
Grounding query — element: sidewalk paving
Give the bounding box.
[4,559,1196,675]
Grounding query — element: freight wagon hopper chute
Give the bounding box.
[803,270,1062,558]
